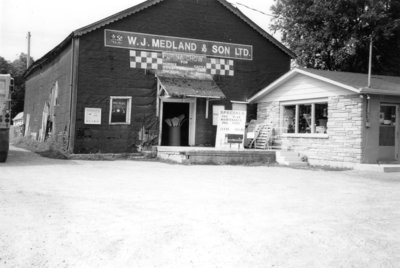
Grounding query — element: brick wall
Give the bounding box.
[257,95,364,167]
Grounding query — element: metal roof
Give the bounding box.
[157,74,226,99]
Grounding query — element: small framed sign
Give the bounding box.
[84,108,102,125]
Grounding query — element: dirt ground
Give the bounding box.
[1,145,400,267]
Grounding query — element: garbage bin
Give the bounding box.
[168,126,181,146]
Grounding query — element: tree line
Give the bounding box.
[0,53,33,119]
[271,0,400,75]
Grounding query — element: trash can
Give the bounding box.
[168,126,181,146]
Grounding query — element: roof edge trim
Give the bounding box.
[248,68,360,103]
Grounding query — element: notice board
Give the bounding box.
[84,108,102,125]
[215,110,246,149]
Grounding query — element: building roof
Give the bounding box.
[24,0,294,78]
[248,68,400,103]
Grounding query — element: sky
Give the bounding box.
[0,0,278,62]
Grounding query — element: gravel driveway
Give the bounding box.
[1,145,399,267]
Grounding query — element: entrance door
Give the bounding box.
[159,98,196,146]
[379,104,399,161]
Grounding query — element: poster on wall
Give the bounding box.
[215,110,247,149]
[84,108,102,125]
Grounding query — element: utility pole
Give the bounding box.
[367,34,373,88]
[27,31,31,68]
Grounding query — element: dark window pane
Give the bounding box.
[315,103,328,133]
[299,104,311,133]
[111,99,128,123]
[283,105,295,133]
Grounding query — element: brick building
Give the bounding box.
[249,68,400,167]
[23,0,293,154]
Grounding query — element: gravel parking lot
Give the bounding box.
[1,146,400,267]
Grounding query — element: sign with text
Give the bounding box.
[162,52,207,73]
[84,108,102,125]
[215,110,247,149]
[105,29,253,60]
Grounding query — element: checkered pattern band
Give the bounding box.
[129,50,234,76]
[206,58,234,76]
[130,50,163,70]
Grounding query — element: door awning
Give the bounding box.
[157,74,226,99]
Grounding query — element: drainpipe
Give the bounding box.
[67,36,75,153]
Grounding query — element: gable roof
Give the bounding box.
[25,0,294,78]
[248,68,400,103]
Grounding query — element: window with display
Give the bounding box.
[282,102,328,134]
[109,97,132,124]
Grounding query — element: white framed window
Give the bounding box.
[109,96,132,124]
[281,100,328,135]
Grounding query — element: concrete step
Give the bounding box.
[383,166,400,173]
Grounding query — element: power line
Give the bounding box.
[235,2,277,18]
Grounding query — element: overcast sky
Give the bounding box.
[0,0,278,62]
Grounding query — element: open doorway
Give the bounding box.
[161,102,190,146]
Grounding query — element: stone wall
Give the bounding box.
[257,95,364,168]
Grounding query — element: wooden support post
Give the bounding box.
[205,98,209,119]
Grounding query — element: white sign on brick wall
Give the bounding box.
[84,108,102,125]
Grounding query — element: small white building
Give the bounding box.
[12,112,24,126]
[249,68,400,168]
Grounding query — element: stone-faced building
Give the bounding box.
[23,0,294,154]
[249,68,400,167]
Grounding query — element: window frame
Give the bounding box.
[280,99,328,138]
[109,96,132,125]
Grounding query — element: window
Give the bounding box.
[282,102,328,134]
[379,104,396,146]
[109,97,132,124]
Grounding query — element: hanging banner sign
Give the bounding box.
[105,29,253,60]
[215,110,247,149]
[162,52,207,73]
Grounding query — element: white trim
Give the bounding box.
[280,97,328,106]
[248,68,361,103]
[109,96,132,125]
[231,100,249,104]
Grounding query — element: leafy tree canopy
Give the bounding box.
[0,53,34,118]
[271,0,400,75]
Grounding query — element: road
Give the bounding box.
[1,145,400,267]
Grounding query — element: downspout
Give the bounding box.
[67,36,76,153]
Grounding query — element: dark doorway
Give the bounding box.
[162,102,190,146]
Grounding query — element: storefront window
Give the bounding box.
[109,97,131,124]
[282,102,328,134]
[283,105,296,133]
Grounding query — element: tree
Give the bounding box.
[0,53,34,119]
[270,0,400,75]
